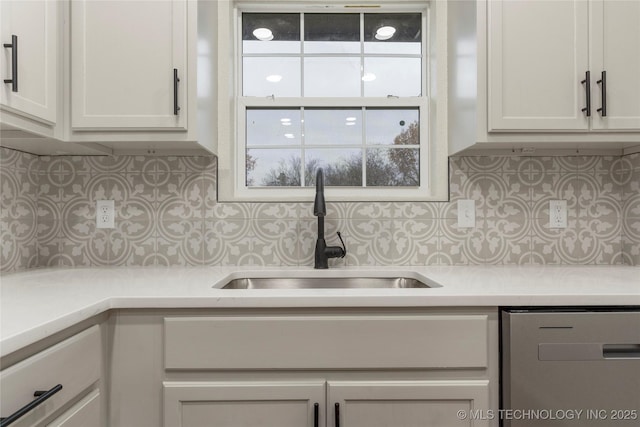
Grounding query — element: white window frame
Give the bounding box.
[216,0,449,202]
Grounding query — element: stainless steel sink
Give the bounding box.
[220,277,440,289]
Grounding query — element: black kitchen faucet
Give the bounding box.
[313,168,346,269]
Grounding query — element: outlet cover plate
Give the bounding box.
[96,200,115,229]
[549,200,567,228]
[457,199,476,228]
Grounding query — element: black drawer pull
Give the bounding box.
[335,402,340,427]
[3,35,18,92]
[581,71,591,117]
[314,402,319,427]
[173,68,180,115]
[0,384,62,427]
[597,70,607,117]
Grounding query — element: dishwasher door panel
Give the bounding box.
[501,310,640,427]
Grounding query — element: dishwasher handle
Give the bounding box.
[603,344,640,359]
[539,343,640,361]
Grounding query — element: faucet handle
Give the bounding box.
[336,231,347,258]
[324,231,347,260]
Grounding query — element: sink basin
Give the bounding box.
[220,277,440,289]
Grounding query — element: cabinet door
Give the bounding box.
[46,390,101,427]
[164,381,325,427]
[590,0,640,130]
[0,0,57,123]
[328,380,491,427]
[488,0,589,131]
[71,0,187,130]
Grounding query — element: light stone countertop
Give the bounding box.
[1,265,639,358]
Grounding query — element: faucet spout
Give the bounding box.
[313,169,326,217]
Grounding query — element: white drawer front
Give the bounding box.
[164,315,488,370]
[46,389,101,427]
[0,326,101,426]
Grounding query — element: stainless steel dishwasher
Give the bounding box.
[501,308,640,427]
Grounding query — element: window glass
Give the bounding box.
[304,57,361,97]
[246,109,302,146]
[304,13,360,54]
[305,148,363,186]
[242,12,422,99]
[365,109,419,145]
[245,108,420,188]
[242,13,300,54]
[363,57,421,97]
[304,109,363,146]
[367,148,420,186]
[243,58,301,97]
[364,13,422,54]
[246,148,301,186]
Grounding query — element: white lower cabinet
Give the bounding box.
[1,309,497,427]
[164,381,325,427]
[164,380,490,427]
[328,380,490,427]
[0,325,102,427]
[106,308,499,427]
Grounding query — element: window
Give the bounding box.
[217,2,448,202]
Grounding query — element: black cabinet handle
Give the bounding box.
[314,402,319,427]
[3,35,18,92]
[0,384,62,427]
[581,71,591,117]
[597,70,607,117]
[335,402,340,427]
[173,68,180,115]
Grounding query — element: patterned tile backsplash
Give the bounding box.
[1,148,39,272]
[1,147,639,273]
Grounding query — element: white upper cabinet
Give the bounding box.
[590,0,640,130]
[0,0,57,123]
[487,0,589,131]
[487,0,640,133]
[71,0,187,130]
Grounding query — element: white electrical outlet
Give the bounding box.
[96,200,115,229]
[549,200,567,228]
[457,199,476,228]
